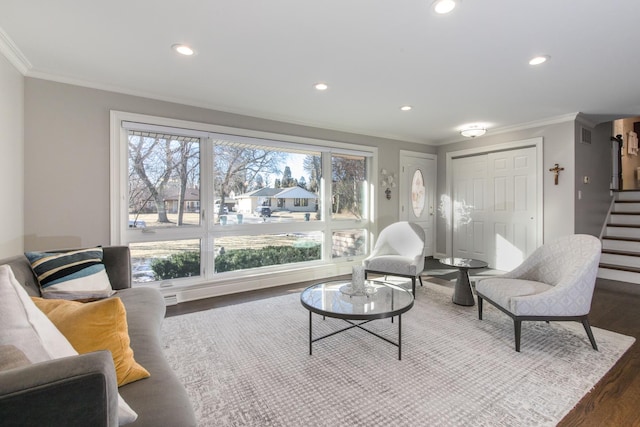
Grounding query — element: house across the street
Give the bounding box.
[235,187,317,214]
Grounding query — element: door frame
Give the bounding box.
[399,150,437,257]
[444,137,543,261]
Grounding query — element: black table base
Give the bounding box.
[452,268,475,306]
[309,312,404,360]
[439,258,488,307]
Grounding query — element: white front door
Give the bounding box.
[451,146,538,268]
[399,151,436,256]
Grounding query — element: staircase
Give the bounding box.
[598,190,640,284]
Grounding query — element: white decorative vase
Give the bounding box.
[352,265,365,294]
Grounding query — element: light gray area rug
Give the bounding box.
[161,282,634,427]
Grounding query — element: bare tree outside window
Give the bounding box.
[281,166,296,187]
[213,143,286,217]
[128,132,200,227]
[332,154,366,220]
[303,155,322,193]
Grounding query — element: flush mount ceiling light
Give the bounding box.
[400,105,412,111]
[172,44,195,56]
[529,55,550,65]
[460,125,487,138]
[432,0,456,14]
[314,82,328,91]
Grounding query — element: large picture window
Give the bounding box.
[111,112,375,290]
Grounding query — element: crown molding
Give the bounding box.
[432,112,581,146]
[0,26,31,74]
[575,112,597,129]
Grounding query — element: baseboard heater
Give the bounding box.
[163,294,178,306]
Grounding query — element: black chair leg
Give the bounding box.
[514,319,522,352]
[477,296,483,320]
[411,277,416,297]
[418,275,423,287]
[582,317,598,351]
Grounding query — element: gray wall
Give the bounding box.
[3,75,615,259]
[0,54,24,258]
[574,121,614,236]
[23,78,433,251]
[434,120,594,255]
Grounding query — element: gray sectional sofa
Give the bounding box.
[0,246,196,427]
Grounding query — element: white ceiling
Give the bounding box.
[1,0,639,144]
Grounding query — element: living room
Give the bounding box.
[1,1,640,426]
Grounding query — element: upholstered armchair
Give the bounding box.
[475,234,602,352]
[363,222,426,296]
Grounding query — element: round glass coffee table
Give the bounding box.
[439,257,488,306]
[300,279,414,360]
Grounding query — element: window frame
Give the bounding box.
[110,111,378,290]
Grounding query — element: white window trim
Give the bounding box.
[110,111,379,298]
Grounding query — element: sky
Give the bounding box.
[266,153,309,187]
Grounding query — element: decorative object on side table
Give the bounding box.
[340,266,376,296]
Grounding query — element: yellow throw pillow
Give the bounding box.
[32,296,150,387]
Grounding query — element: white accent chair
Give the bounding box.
[476,234,602,352]
[363,222,426,296]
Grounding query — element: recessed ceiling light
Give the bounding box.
[400,105,412,111]
[529,55,550,66]
[172,44,195,56]
[314,82,328,91]
[432,0,456,14]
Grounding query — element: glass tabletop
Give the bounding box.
[439,257,488,269]
[300,279,414,320]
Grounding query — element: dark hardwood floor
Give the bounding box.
[558,279,640,427]
[166,275,640,426]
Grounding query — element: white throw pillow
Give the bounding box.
[0,264,137,425]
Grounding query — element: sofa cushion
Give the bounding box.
[25,248,115,300]
[0,265,138,425]
[0,265,72,363]
[0,345,31,371]
[32,296,150,387]
[116,287,198,427]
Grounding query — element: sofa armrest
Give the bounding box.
[103,246,132,290]
[0,351,119,427]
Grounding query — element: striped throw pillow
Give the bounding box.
[25,248,115,300]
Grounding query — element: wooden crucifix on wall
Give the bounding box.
[549,163,564,185]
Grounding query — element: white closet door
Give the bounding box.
[452,146,537,268]
[487,147,537,270]
[452,155,488,260]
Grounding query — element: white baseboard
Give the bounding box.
[156,263,353,305]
